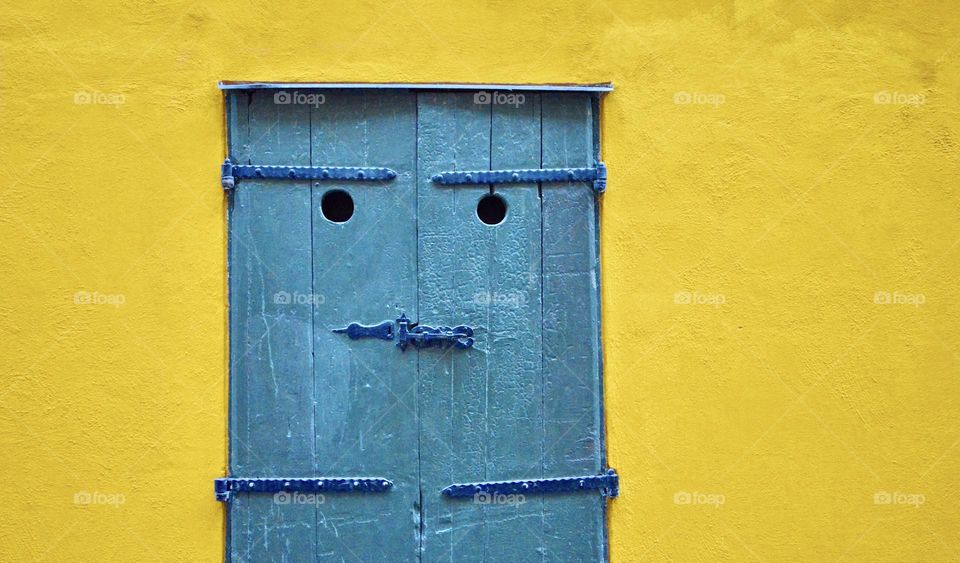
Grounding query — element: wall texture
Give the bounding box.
[1,0,958,560]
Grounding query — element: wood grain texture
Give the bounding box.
[417,92,492,561]
[484,94,545,561]
[310,90,419,561]
[228,90,316,562]
[541,93,607,561]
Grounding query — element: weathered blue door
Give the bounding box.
[222,87,611,562]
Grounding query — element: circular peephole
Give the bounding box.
[477,193,507,225]
[321,189,354,223]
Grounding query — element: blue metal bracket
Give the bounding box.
[431,162,607,194]
[332,320,394,341]
[331,314,474,352]
[214,477,393,502]
[221,158,397,190]
[396,313,474,351]
[441,468,619,498]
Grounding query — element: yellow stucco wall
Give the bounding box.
[2,1,958,560]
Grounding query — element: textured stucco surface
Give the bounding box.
[1,0,959,560]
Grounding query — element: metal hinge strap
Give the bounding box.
[221,159,397,190]
[431,162,607,193]
[441,468,619,498]
[214,477,393,502]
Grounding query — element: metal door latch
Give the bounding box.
[441,468,619,498]
[332,320,394,341]
[332,313,474,351]
[431,162,607,193]
[395,313,473,350]
[215,477,393,502]
[221,158,397,190]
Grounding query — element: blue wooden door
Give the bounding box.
[227,89,420,562]
[224,88,608,562]
[417,92,607,562]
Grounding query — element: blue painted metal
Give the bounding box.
[431,162,607,193]
[395,312,474,351]
[220,158,396,190]
[332,320,394,341]
[594,161,608,193]
[220,158,236,190]
[331,314,475,351]
[219,81,614,93]
[215,477,394,502]
[441,469,619,499]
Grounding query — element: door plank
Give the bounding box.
[484,94,545,561]
[418,92,547,562]
[417,92,492,562]
[540,93,607,561]
[228,90,317,562]
[311,90,419,562]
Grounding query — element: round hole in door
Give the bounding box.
[321,189,354,223]
[477,193,507,225]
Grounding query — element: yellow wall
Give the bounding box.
[1,0,958,560]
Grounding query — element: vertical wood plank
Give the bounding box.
[225,89,249,561]
[484,94,545,561]
[540,93,606,561]
[311,90,419,561]
[417,91,492,562]
[228,89,316,562]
